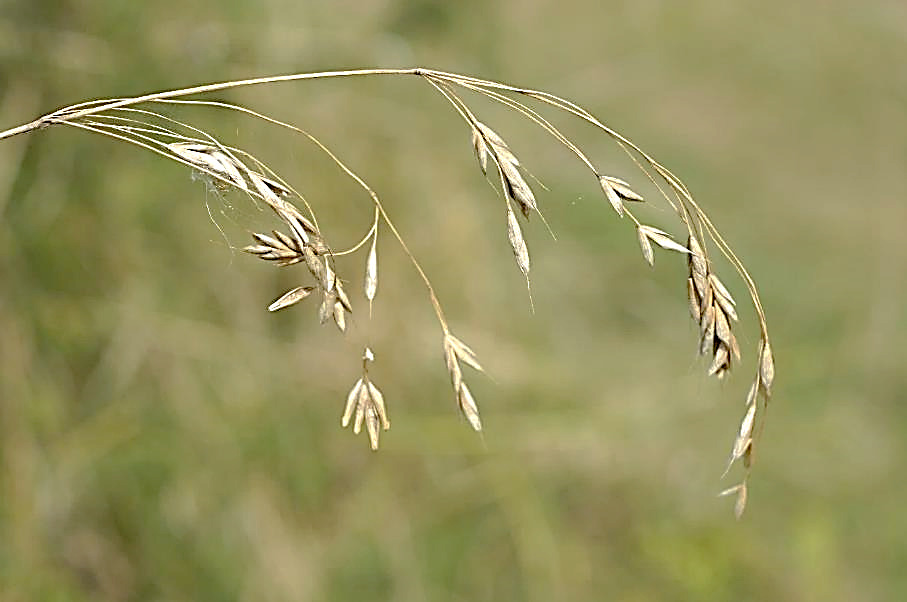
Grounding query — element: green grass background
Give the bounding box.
[1,1,905,600]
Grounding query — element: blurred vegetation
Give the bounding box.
[1,0,905,600]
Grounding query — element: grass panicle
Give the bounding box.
[0,67,774,516]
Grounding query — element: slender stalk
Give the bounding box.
[0,68,421,142]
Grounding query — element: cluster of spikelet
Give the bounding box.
[0,67,773,516]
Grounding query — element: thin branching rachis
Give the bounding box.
[0,67,774,517]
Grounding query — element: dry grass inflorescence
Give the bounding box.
[0,67,773,517]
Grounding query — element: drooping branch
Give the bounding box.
[0,67,773,517]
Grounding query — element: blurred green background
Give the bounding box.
[1,1,905,600]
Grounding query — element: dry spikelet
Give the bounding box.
[249,171,295,214]
[272,229,297,250]
[731,402,757,462]
[442,334,484,431]
[501,161,537,218]
[244,231,303,266]
[168,141,212,164]
[446,334,483,372]
[636,227,654,266]
[714,307,732,347]
[288,211,322,249]
[257,174,292,197]
[335,281,352,313]
[332,300,346,333]
[722,381,759,481]
[598,175,644,217]
[364,234,378,301]
[687,277,701,320]
[318,291,333,325]
[734,482,748,519]
[471,127,489,175]
[342,348,389,450]
[476,122,515,164]
[302,246,324,283]
[367,381,389,428]
[712,281,739,322]
[686,233,738,379]
[506,203,530,277]
[719,483,748,520]
[708,344,729,377]
[474,121,537,218]
[458,384,482,432]
[445,344,462,391]
[759,340,775,395]
[324,259,336,293]
[212,150,248,191]
[687,235,709,289]
[342,379,364,428]
[364,406,380,449]
[699,304,716,354]
[168,142,249,192]
[252,170,322,254]
[268,286,315,312]
[639,226,690,255]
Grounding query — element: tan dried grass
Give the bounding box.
[0,67,774,517]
